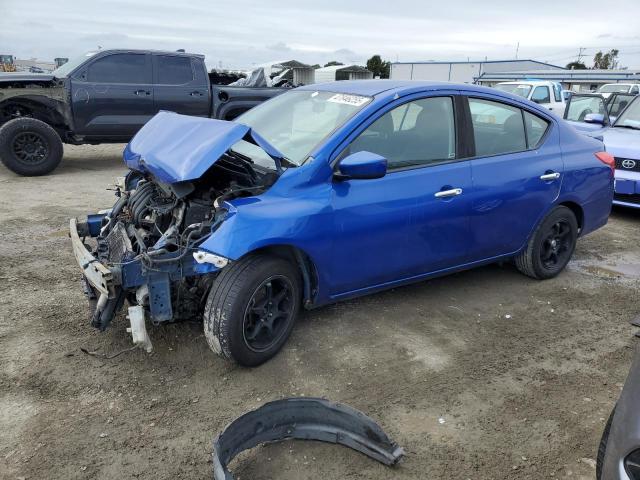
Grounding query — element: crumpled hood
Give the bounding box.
[601,127,640,159]
[123,111,284,184]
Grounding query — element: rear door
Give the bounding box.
[152,54,210,117]
[70,52,154,137]
[464,95,563,260]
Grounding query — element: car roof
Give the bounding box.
[297,80,502,97]
[498,80,554,85]
[96,48,203,58]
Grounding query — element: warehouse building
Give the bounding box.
[391,59,564,83]
[314,64,373,83]
[475,69,640,92]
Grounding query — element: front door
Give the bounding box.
[70,52,154,138]
[464,95,563,260]
[328,94,473,296]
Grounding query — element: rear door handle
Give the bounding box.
[134,89,151,96]
[434,188,463,198]
[540,172,561,181]
[189,91,204,97]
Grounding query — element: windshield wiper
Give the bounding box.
[615,124,640,130]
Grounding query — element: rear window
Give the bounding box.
[523,111,550,148]
[156,55,193,85]
[469,98,526,156]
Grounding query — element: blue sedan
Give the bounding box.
[71,81,614,365]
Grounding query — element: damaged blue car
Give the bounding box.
[71,81,614,366]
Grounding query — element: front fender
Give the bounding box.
[198,189,333,265]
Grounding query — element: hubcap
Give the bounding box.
[12,132,49,164]
[540,220,573,270]
[243,276,294,352]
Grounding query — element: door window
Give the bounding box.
[156,55,193,85]
[531,86,551,104]
[346,97,456,169]
[468,98,526,156]
[523,111,550,148]
[565,96,606,122]
[87,54,151,84]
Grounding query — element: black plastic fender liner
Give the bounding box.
[212,397,405,479]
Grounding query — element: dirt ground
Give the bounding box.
[1,144,639,480]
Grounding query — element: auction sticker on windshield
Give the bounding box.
[327,93,370,107]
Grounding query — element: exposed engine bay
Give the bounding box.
[77,150,279,334]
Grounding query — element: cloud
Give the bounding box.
[266,42,292,52]
[1,0,639,69]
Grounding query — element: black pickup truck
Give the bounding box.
[0,49,287,176]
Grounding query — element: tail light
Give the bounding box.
[595,151,615,175]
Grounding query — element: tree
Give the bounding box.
[324,61,344,67]
[366,55,391,79]
[566,61,587,70]
[593,49,619,69]
[310,64,321,69]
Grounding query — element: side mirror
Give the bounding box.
[336,151,387,180]
[584,113,606,125]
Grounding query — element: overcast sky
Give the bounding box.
[2,0,639,70]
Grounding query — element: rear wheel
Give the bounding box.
[203,254,301,366]
[0,117,63,176]
[596,405,615,480]
[515,206,578,279]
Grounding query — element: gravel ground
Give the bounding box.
[1,144,639,480]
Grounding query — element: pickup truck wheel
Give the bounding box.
[203,254,301,366]
[515,206,578,280]
[0,118,63,176]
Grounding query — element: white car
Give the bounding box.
[597,83,640,99]
[494,81,566,114]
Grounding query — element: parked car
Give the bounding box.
[0,49,287,176]
[564,93,640,208]
[70,81,614,366]
[597,327,640,480]
[597,83,640,99]
[494,80,565,114]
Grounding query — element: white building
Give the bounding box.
[314,65,373,83]
[391,59,564,83]
[475,69,640,92]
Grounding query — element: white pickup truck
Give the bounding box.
[494,80,565,114]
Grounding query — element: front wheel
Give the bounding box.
[515,206,578,279]
[203,254,301,366]
[0,117,64,176]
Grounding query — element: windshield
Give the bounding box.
[614,97,640,129]
[232,90,371,166]
[52,52,97,78]
[495,84,532,99]
[598,84,630,93]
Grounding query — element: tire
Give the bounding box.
[596,405,615,480]
[514,206,578,280]
[203,254,301,366]
[0,117,63,176]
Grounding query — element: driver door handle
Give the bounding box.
[434,188,463,198]
[540,172,561,181]
[134,89,151,96]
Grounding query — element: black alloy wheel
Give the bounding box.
[540,220,573,271]
[12,131,49,165]
[243,275,295,352]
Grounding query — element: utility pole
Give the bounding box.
[577,47,586,64]
[515,42,520,60]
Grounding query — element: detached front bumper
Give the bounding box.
[70,217,223,331]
